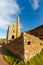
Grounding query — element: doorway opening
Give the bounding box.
[12,35,14,39]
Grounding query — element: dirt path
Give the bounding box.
[0,46,9,65]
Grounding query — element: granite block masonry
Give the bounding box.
[4,16,43,63]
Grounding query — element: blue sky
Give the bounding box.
[0,0,43,38]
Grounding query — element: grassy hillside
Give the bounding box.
[26,25,43,40]
[3,47,43,65]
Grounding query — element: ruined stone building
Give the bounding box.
[4,16,43,63]
[7,16,20,40]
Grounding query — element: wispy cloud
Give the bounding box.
[29,0,40,10]
[0,18,10,29]
[0,0,20,29]
[21,7,25,10]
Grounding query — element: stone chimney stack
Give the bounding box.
[16,16,20,38]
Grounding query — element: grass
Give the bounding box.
[3,47,25,65]
[27,49,43,65]
[3,47,43,65]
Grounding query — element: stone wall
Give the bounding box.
[23,33,43,62]
[4,36,24,60]
[7,16,20,41]
[4,33,43,63]
[7,24,16,40]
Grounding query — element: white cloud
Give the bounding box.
[0,18,10,29]
[32,0,40,10]
[29,0,40,10]
[0,0,20,30]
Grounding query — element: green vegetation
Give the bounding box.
[3,47,25,65]
[27,50,43,65]
[3,47,43,65]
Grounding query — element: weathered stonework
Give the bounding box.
[4,16,43,63]
[4,32,43,63]
[7,16,20,41]
[7,24,16,40]
[23,33,43,62]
